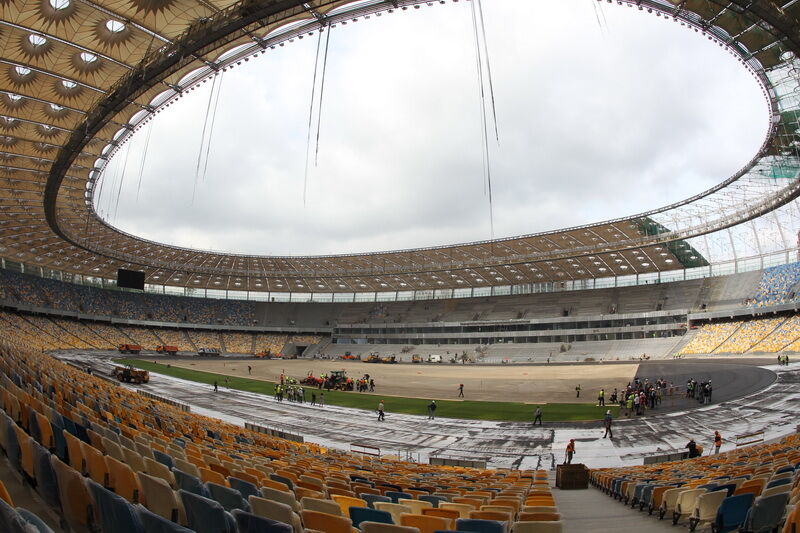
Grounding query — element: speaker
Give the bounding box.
[117,269,145,290]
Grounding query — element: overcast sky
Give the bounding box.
[97,0,768,256]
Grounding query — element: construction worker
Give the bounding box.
[598,388,605,406]
[533,406,542,426]
[603,410,613,439]
[575,384,581,398]
[458,384,464,398]
[713,431,722,454]
[377,400,385,421]
[565,439,576,464]
[427,400,437,420]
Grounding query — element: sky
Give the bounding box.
[96,0,769,256]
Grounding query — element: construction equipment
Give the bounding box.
[300,372,323,386]
[197,348,220,356]
[412,354,422,363]
[381,356,397,364]
[112,365,149,384]
[156,345,178,355]
[117,344,142,354]
[364,354,380,363]
[328,370,353,391]
[340,354,359,360]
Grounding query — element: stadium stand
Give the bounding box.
[0,337,561,532]
[590,433,800,531]
[680,323,741,355]
[713,317,784,354]
[751,263,800,307]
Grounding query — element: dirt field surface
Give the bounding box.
[156,358,640,403]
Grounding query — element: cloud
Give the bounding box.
[101,0,768,256]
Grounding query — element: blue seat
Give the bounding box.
[206,482,249,512]
[229,477,260,500]
[361,494,391,509]
[269,474,294,492]
[420,495,447,508]
[774,466,794,475]
[16,507,54,533]
[456,518,506,533]
[385,491,411,503]
[712,493,755,533]
[232,509,293,533]
[179,489,237,533]
[0,495,28,533]
[87,479,145,533]
[153,450,175,470]
[711,484,736,497]
[174,469,209,497]
[30,440,60,510]
[136,504,195,533]
[27,408,41,446]
[3,414,20,470]
[765,477,790,489]
[349,506,393,528]
[741,492,791,533]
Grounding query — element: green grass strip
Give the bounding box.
[116,358,618,422]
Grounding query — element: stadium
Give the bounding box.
[0,0,800,531]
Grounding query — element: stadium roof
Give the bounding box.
[1,0,800,293]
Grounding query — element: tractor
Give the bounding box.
[112,365,150,384]
[364,354,381,363]
[381,356,397,364]
[328,370,354,391]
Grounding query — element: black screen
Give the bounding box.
[117,269,145,290]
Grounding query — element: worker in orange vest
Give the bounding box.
[565,439,576,464]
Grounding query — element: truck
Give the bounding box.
[112,365,149,384]
[117,344,142,354]
[156,345,178,355]
[427,354,442,363]
[197,348,220,356]
[412,354,422,363]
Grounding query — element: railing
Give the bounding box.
[137,390,191,412]
[735,430,765,447]
[244,421,304,443]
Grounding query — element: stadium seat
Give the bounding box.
[711,493,755,533]
[174,469,209,497]
[231,509,293,533]
[333,495,368,515]
[16,507,54,533]
[740,492,790,533]
[350,506,394,528]
[52,455,96,528]
[455,518,507,533]
[87,478,145,533]
[374,502,414,524]
[360,522,421,533]
[248,495,303,532]
[302,496,343,516]
[206,481,249,512]
[179,489,237,533]
[0,498,32,533]
[301,509,356,533]
[136,504,194,533]
[688,490,727,532]
[261,486,300,512]
[401,513,453,533]
[441,503,474,518]
[363,494,393,509]
[423,508,461,521]
[399,498,434,515]
[30,440,60,509]
[229,477,260,500]
[137,472,183,523]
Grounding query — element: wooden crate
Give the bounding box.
[556,463,589,489]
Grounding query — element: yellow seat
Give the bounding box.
[301,496,343,516]
[82,441,110,487]
[137,472,183,523]
[51,456,95,531]
[105,455,141,503]
[0,480,13,506]
[332,494,368,516]
[400,512,452,533]
[63,430,85,474]
[440,502,473,518]
[374,502,413,524]
[249,495,303,532]
[301,509,356,533]
[398,498,434,515]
